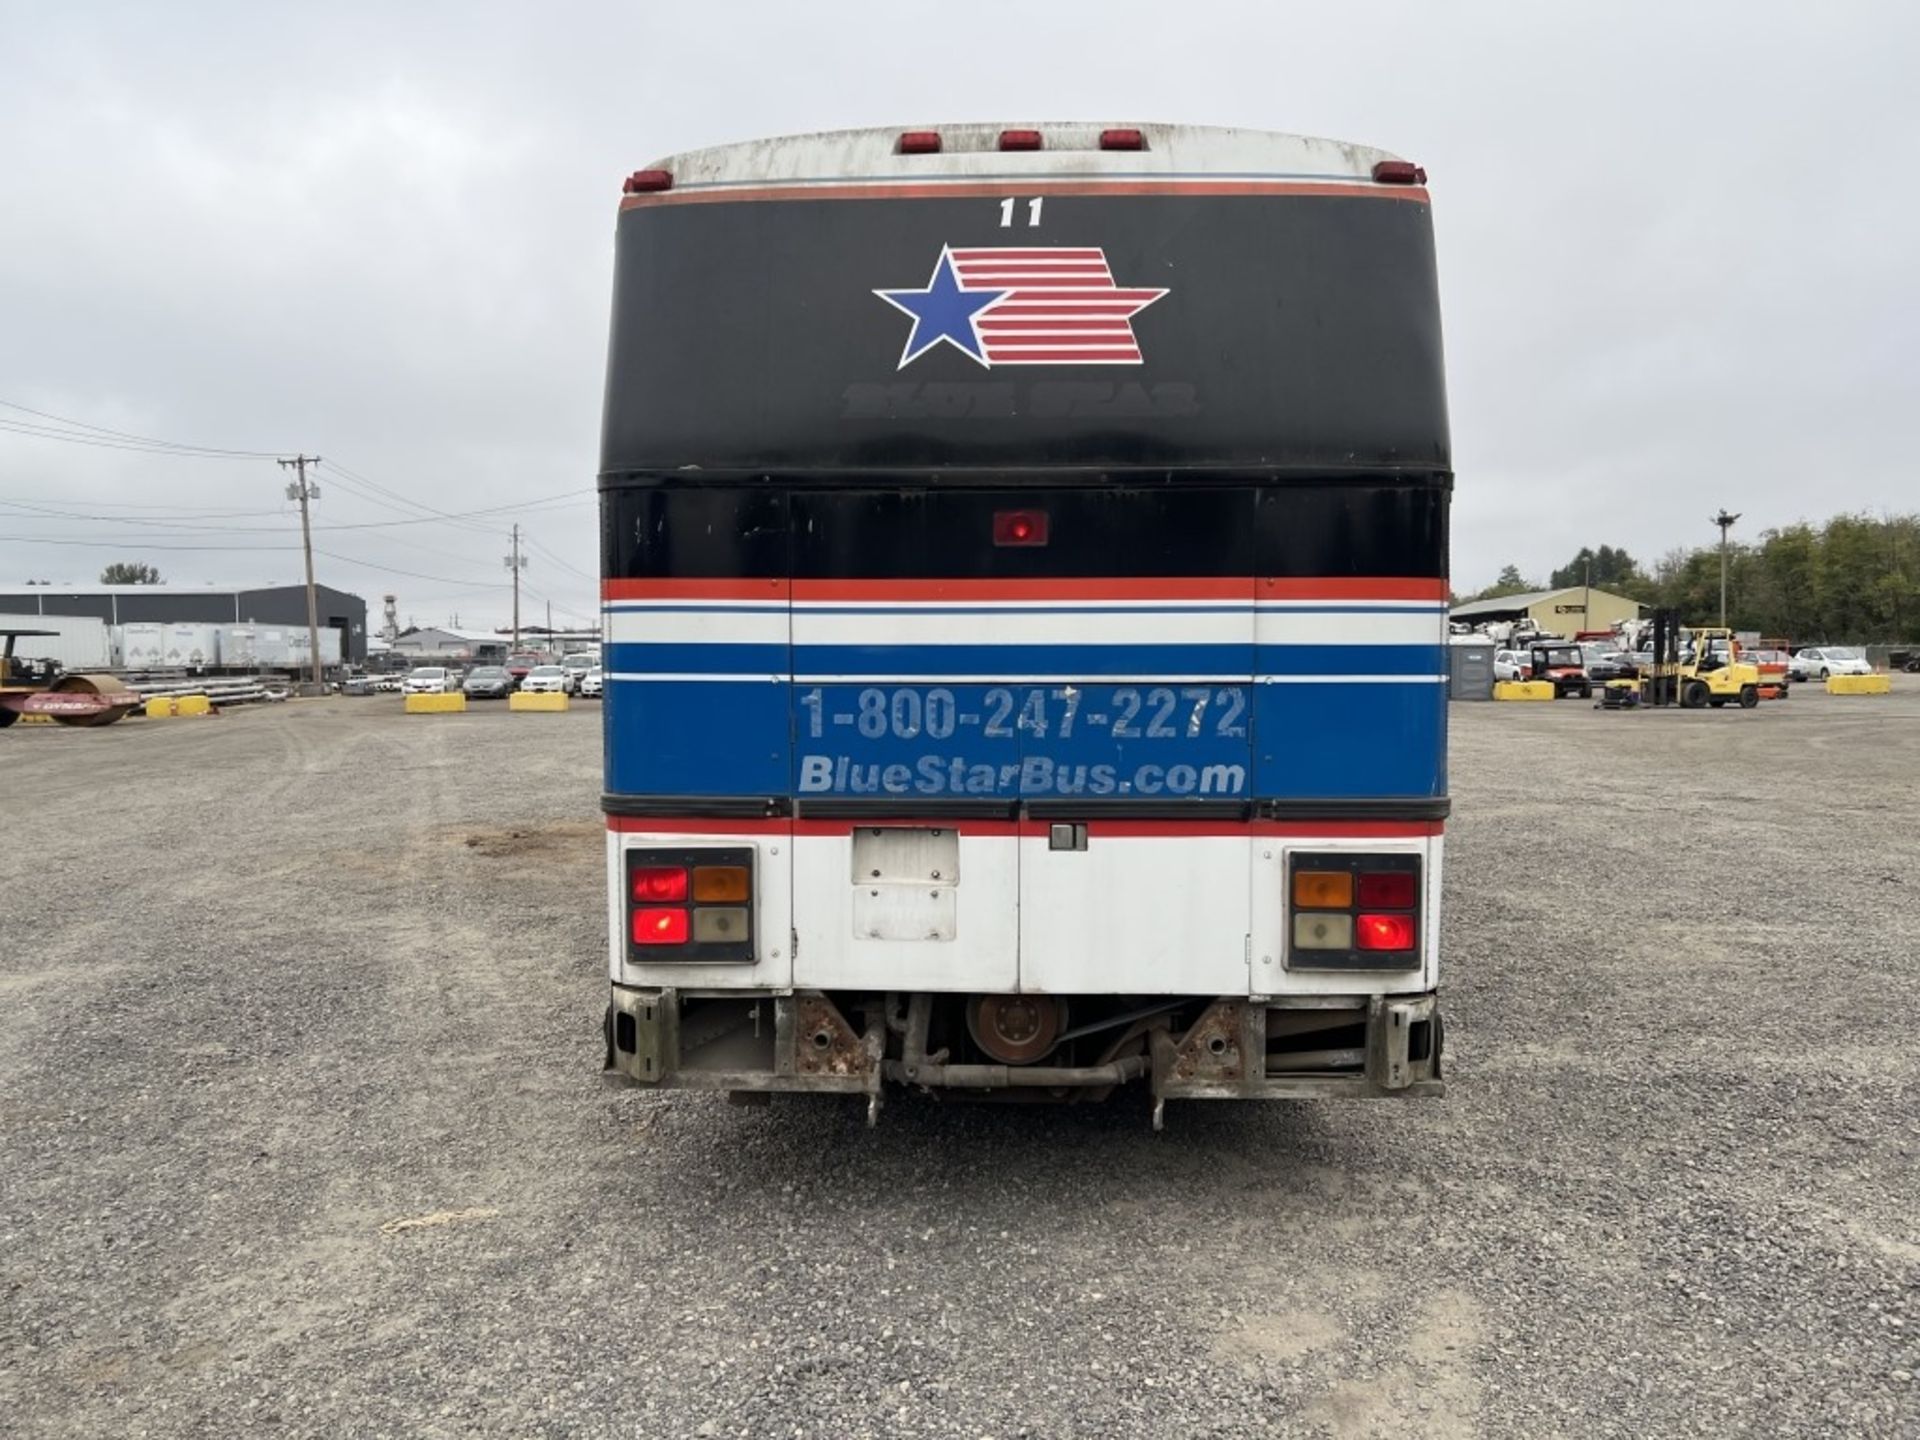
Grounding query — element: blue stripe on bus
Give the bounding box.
[603,642,1444,678]
[602,677,1445,800]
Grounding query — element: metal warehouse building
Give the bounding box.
[0,584,369,664]
[1450,585,1645,636]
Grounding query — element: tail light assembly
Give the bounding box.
[626,848,754,963]
[1287,852,1422,970]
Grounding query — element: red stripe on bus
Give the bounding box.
[791,577,1254,602]
[950,249,1107,259]
[1259,577,1449,601]
[622,180,1429,209]
[603,578,1446,604]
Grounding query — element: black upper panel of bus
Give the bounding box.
[600,192,1449,475]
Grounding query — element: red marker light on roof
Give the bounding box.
[993,510,1048,547]
[1371,160,1427,186]
[998,129,1043,152]
[897,130,942,154]
[623,169,673,194]
[1099,128,1146,151]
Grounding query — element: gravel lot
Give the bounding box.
[3,688,1916,1438]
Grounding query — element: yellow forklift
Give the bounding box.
[1640,613,1760,710]
[0,629,140,728]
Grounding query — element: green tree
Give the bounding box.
[1549,544,1650,595]
[1463,564,1535,602]
[99,561,162,584]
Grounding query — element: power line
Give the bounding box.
[0,400,288,457]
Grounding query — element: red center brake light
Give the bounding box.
[993,509,1049,547]
[998,129,1042,151]
[897,130,942,154]
[623,169,673,194]
[1099,128,1145,151]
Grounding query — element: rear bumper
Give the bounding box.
[603,987,1443,1109]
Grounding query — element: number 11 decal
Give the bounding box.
[997,197,1044,228]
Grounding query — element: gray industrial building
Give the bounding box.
[0,584,369,664]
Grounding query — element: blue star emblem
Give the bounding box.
[873,249,1008,369]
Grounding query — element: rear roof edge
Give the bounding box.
[636,123,1410,189]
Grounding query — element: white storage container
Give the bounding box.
[0,613,112,670]
[118,621,168,670]
[163,623,221,669]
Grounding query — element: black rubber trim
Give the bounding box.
[602,794,791,819]
[599,469,1457,490]
[1259,797,1451,821]
[794,797,1020,820]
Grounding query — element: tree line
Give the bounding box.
[1459,512,1920,643]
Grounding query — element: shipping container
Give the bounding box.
[0,613,113,670]
[118,621,168,669]
[163,623,221,670]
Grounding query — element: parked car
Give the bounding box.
[578,667,604,698]
[339,669,376,695]
[1789,646,1872,681]
[1583,643,1639,684]
[401,666,455,694]
[506,651,546,682]
[462,665,516,699]
[1494,649,1530,682]
[520,664,572,695]
[561,651,598,683]
[372,673,406,693]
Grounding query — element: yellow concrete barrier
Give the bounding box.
[404,692,468,714]
[1826,674,1890,695]
[145,694,213,718]
[1493,680,1556,701]
[509,691,570,712]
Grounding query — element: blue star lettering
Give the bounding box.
[873,250,1008,369]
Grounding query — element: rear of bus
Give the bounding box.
[599,124,1450,1123]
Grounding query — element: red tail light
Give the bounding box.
[632,907,690,945]
[1356,913,1416,951]
[998,129,1042,151]
[1099,128,1145,151]
[1371,160,1427,185]
[632,865,689,902]
[622,169,673,194]
[898,130,942,154]
[1357,871,1417,909]
[993,509,1048,547]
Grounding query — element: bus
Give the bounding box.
[598,124,1450,1125]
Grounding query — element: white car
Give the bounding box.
[520,664,572,695]
[1789,646,1872,681]
[578,667,604,698]
[1493,649,1530,681]
[401,666,454,694]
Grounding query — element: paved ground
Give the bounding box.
[2,687,1916,1438]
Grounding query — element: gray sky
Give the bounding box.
[3,1,1913,623]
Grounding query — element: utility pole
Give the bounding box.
[545,598,553,647]
[1712,509,1741,627]
[1583,552,1592,635]
[504,525,527,651]
[279,455,325,692]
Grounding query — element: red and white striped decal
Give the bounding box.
[949,247,1166,365]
